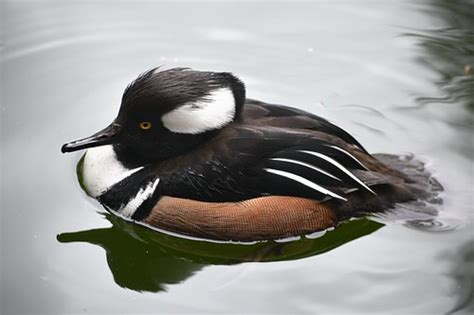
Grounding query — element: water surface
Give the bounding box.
[1,1,473,313]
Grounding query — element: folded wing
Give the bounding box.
[247,138,377,201]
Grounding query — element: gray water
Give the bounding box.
[1,1,474,314]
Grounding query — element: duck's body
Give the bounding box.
[63,68,442,241]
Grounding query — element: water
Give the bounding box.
[1,1,473,313]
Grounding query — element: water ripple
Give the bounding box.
[404,218,460,232]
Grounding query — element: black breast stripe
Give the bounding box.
[131,189,161,221]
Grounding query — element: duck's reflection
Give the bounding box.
[57,213,383,292]
[57,214,204,292]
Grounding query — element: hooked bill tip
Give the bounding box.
[61,142,79,153]
[61,143,69,153]
[60,140,91,153]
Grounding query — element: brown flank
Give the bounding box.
[143,196,337,241]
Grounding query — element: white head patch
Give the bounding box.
[82,145,143,197]
[161,87,235,134]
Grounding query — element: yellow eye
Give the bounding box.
[139,121,152,130]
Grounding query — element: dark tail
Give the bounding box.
[370,153,444,221]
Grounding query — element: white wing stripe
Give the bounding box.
[325,145,369,170]
[264,168,347,201]
[299,150,377,195]
[269,158,341,181]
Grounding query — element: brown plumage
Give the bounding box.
[144,196,337,241]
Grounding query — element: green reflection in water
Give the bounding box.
[58,214,383,292]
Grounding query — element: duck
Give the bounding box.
[61,67,442,241]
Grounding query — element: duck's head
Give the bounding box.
[61,67,245,167]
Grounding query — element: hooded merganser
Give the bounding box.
[61,67,442,241]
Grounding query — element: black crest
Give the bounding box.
[120,67,246,116]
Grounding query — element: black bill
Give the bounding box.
[61,123,122,153]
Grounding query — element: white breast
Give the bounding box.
[82,145,143,197]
